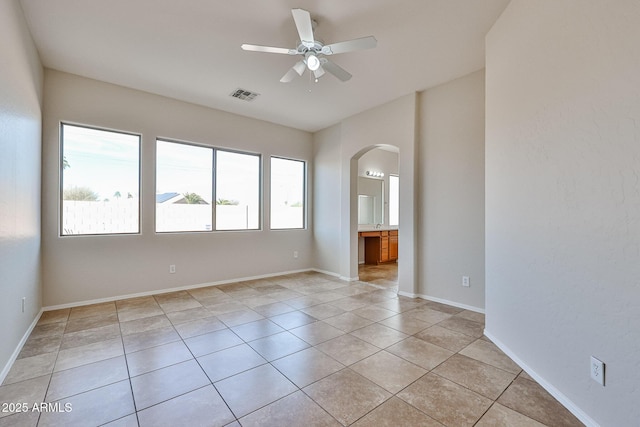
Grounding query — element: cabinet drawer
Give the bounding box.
[360,231,381,237]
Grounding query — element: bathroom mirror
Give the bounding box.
[358,177,384,225]
[358,195,375,224]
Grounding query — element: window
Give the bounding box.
[270,157,305,229]
[155,140,260,232]
[156,140,213,232]
[60,124,140,236]
[215,150,260,230]
[389,174,399,226]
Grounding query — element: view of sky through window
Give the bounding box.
[62,127,305,235]
[215,150,260,230]
[271,157,305,229]
[62,124,140,202]
[156,140,213,202]
[61,124,140,235]
[156,140,213,232]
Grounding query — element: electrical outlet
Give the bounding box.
[169,265,176,274]
[590,356,605,386]
[293,251,299,259]
[462,276,470,287]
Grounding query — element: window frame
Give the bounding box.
[269,156,307,230]
[389,174,400,227]
[154,138,262,234]
[155,138,215,234]
[214,147,262,232]
[59,122,142,237]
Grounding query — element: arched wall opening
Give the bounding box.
[352,145,400,287]
[345,142,417,297]
[324,92,418,296]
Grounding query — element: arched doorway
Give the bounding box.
[355,146,399,291]
[333,93,418,297]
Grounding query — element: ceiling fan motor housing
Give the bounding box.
[240,8,376,82]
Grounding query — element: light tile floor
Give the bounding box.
[358,263,398,290]
[0,272,583,426]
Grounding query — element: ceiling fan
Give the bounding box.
[241,8,377,83]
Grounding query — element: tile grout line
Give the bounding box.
[10,272,573,427]
[35,310,68,427]
[117,310,141,427]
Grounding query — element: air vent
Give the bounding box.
[230,88,260,101]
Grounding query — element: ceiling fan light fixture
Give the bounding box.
[241,8,377,83]
[305,53,320,71]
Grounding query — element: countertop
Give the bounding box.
[357,226,398,232]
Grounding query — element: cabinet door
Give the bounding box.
[364,236,381,264]
[389,234,398,260]
[380,236,389,262]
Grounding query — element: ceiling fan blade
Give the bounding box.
[321,59,352,82]
[292,60,306,76]
[291,9,315,48]
[280,68,299,83]
[321,36,377,55]
[313,66,325,79]
[241,44,296,55]
[280,61,306,83]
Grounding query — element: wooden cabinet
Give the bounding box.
[380,231,389,262]
[389,230,398,260]
[359,230,398,265]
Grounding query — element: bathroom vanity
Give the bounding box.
[359,229,398,265]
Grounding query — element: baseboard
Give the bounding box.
[43,268,315,311]
[398,291,485,314]
[310,268,342,279]
[0,309,44,385]
[483,329,599,427]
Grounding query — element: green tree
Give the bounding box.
[183,192,206,204]
[216,198,239,206]
[114,191,121,199]
[63,186,99,201]
[62,156,70,170]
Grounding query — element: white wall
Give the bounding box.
[314,78,486,305]
[312,124,342,275]
[486,1,640,425]
[42,70,313,307]
[337,95,417,291]
[418,70,485,310]
[314,94,416,294]
[0,0,43,378]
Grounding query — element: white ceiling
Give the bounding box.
[20,0,510,132]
